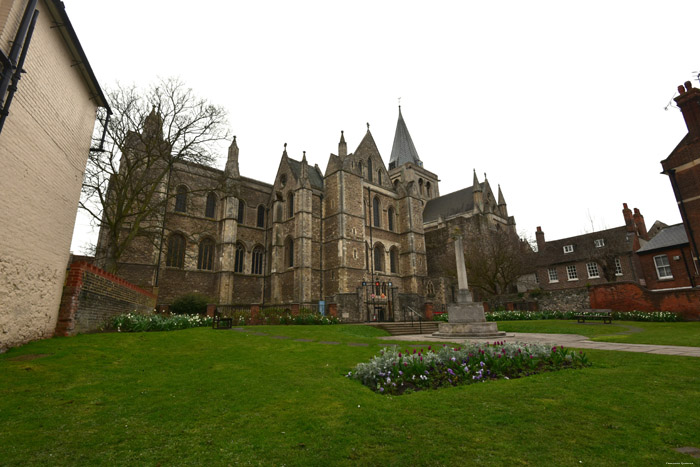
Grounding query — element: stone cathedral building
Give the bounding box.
[101,108,517,321]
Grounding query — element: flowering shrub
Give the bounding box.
[107,313,212,332]
[348,341,591,395]
[223,308,339,325]
[434,310,682,322]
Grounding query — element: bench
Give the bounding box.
[575,309,613,324]
[212,309,232,329]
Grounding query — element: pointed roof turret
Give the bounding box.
[338,130,347,158]
[472,169,482,192]
[389,106,422,168]
[497,184,506,206]
[225,135,240,178]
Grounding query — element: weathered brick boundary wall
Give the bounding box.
[55,262,156,336]
[589,282,700,321]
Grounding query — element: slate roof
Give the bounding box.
[389,107,422,168]
[423,185,478,223]
[636,223,688,253]
[536,226,633,267]
[288,158,324,190]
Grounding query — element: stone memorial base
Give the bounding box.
[432,301,506,339]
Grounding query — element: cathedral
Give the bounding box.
[100,108,517,322]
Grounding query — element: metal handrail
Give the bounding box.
[403,306,423,334]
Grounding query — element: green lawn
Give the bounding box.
[1,326,699,465]
[497,320,700,347]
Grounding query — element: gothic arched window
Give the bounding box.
[288,192,295,219]
[175,186,187,213]
[257,205,265,228]
[205,192,216,218]
[374,243,385,271]
[377,170,382,185]
[418,178,424,195]
[166,233,186,268]
[390,247,398,273]
[197,238,214,270]
[234,243,245,273]
[251,246,264,275]
[426,182,432,198]
[372,197,381,227]
[387,207,395,232]
[237,200,245,224]
[367,158,373,182]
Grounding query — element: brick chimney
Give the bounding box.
[633,208,649,240]
[622,203,635,233]
[674,81,700,136]
[535,226,545,252]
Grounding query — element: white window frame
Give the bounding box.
[563,245,574,254]
[566,265,578,281]
[586,262,600,279]
[594,238,605,248]
[653,255,673,280]
[548,267,558,283]
[614,257,623,276]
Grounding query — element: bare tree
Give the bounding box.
[80,78,230,272]
[462,226,532,297]
[577,229,632,282]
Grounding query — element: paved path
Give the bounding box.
[230,327,700,357]
[377,332,700,357]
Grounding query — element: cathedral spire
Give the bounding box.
[389,106,422,169]
[498,184,508,217]
[225,135,240,178]
[472,169,482,192]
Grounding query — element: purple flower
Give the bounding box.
[379,387,384,392]
[480,361,485,367]
[398,352,402,358]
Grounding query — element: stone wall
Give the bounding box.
[55,262,156,336]
[0,1,103,351]
[534,287,591,311]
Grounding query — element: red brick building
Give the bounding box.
[661,81,700,281]
[636,223,696,289]
[534,204,647,290]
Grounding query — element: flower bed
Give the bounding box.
[227,308,339,326]
[107,313,212,332]
[433,310,682,322]
[348,341,590,395]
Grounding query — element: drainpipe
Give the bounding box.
[368,185,375,321]
[680,248,695,288]
[0,0,37,114]
[0,8,38,134]
[319,193,323,302]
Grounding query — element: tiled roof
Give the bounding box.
[389,107,421,168]
[423,186,477,223]
[636,223,688,253]
[536,226,633,266]
[288,158,324,190]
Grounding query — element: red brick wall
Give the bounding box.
[589,282,700,320]
[637,246,697,290]
[55,262,156,336]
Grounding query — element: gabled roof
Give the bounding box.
[389,107,421,168]
[287,158,324,190]
[536,226,633,266]
[636,223,688,253]
[423,185,479,223]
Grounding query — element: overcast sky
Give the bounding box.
[67,0,700,253]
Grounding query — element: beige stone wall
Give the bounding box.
[0,0,98,350]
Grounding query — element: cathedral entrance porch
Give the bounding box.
[361,280,397,322]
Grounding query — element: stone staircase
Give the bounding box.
[369,321,439,336]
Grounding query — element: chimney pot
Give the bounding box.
[623,202,629,209]
[536,226,542,232]
[685,81,693,91]
[678,85,686,94]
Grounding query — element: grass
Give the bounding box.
[497,320,700,347]
[1,325,699,465]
